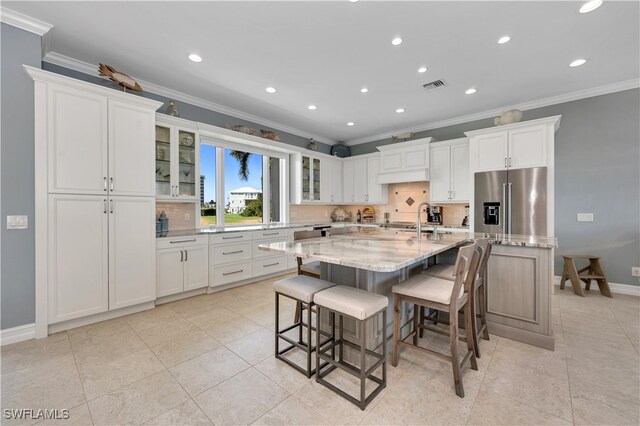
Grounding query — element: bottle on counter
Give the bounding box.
[357,209,362,223]
[159,211,169,236]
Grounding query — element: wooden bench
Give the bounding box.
[560,255,611,297]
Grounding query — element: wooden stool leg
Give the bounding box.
[391,295,400,367]
[449,307,464,398]
[464,301,478,371]
[412,304,419,345]
[469,288,480,359]
[566,259,585,297]
[478,283,490,340]
[560,260,568,290]
[592,258,612,298]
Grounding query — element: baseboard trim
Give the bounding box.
[48,302,155,335]
[554,276,640,297]
[0,323,36,346]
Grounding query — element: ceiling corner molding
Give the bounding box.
[42,51,337,146]
[0,7,52,36]
[345,78,640,146]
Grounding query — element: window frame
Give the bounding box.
[198,136,289,227]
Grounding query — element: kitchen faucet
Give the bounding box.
[416,202,429,240]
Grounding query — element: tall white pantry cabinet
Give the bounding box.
[26,66,163,337]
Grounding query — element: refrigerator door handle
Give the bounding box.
[502,183,507,235]
[508,182,513,235]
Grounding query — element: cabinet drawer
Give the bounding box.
[253,255,287,277]
[210,231,253,244]
[209,261,252,288]
[157,235,208,249]
[210,241,252,265]
[253,229,288,240]
[253,238,291,259]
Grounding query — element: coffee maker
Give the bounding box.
[462,205,469,227]
[427,206,443,224]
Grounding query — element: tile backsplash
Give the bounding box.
[156,202,197,230]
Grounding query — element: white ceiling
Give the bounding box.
[5,1,640,145]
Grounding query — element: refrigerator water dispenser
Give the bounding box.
[483,202,500,226]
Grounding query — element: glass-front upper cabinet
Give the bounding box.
[299,155,322,202]
[302,155,311,201]
[155,119,199,201]
[312,158,321,200]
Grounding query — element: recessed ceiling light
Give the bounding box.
[360,87,368,93]
[465,88,477,95]
[347,122,355,126]
[348,0,359,3]
[391,37,403,46]
[418,66,427,73]
[265,87,277,93]
[579,0,603,13]
[396,108,405,113]
[188,53,202,63]
[308,105,317,110]
[498,36,511,44]
[570,59,587,67]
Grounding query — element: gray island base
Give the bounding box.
[260,229,557,350]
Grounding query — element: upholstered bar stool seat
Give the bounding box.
[314,285,388,410]
[273,275,335,377]
[394,274,465,306]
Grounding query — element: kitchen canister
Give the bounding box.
[159,211,169,236]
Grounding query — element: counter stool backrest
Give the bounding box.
[458,246,483,303]
[453,242,477,279]
[294,230,323,240]
[474,238,492,282]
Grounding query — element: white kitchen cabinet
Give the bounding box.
[155,116,199,201]
[377,138,434,184]
[429,138,470,203]
[290,153,329,203]
[27,66,162,336]
[156,236,209,297]
[108,196,156,309]
[325,158,343,204]
[342,155,387,204]
[467,118,558,173]
[47,195,109,324]
[46,86,155,197]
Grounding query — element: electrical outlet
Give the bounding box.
[632,267,640,277]
[184,213,190,222]
[6,215,28,230]
[577,213,594,222]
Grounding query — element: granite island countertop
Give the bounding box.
[157,221,375,238]
[258,229,557,273]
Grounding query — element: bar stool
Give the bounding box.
[560,255,611,297]
[313,286,388,410]
[293,230,323,279]
[392,246,482,398]
[422,239,492,356]
[273,275,335,377]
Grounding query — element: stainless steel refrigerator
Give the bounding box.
[474,167,547,236]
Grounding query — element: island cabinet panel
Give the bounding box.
[484,244,553,349]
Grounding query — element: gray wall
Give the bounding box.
[352,89,640,286]
[1,23,42,330]
[42,63,332,155]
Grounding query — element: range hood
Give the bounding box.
[377,137,434,184]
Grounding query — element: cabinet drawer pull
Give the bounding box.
[262,232,280,236]
[222,270,244,276]
[263,262,280,267]
[222,235,243,240]
[223,250,243,255]
[170,239,197,244]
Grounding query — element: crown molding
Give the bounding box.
[0,7,52,36]
[344,78,640,146]
[42,51,337,146]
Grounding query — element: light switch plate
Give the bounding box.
[6,215,28,229]
[577,213,594,222]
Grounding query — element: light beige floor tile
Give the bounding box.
[201,315,263,344]
[226,328,275,365]
[1,336,73,373]
[571,392,640,425]
[252,395,331,425]
[135,318,196,347]
[32,403,93,426]
[253,356,312,393]
[125,306,183,333]
[568,359,640,408]
[67,317,132,345]
[182,305,240,328]
[2,352,79,392]
[169,346,250,396]
[242,305,279,328]
[71,329,146,369]
[149,328,221,368]
[194,368,288,425]
[0,331,69,354]
[467,389,572,425]
[87,371,189,425]
[144,400,212,425]
[360,392,452,425]
[79,348,165,400]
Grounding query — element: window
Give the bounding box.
[199,140,287,227]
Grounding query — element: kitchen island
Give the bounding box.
[259,228,557,350]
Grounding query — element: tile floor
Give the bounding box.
[1,273,639,425]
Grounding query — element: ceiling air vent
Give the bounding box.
[422,79,448,91]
